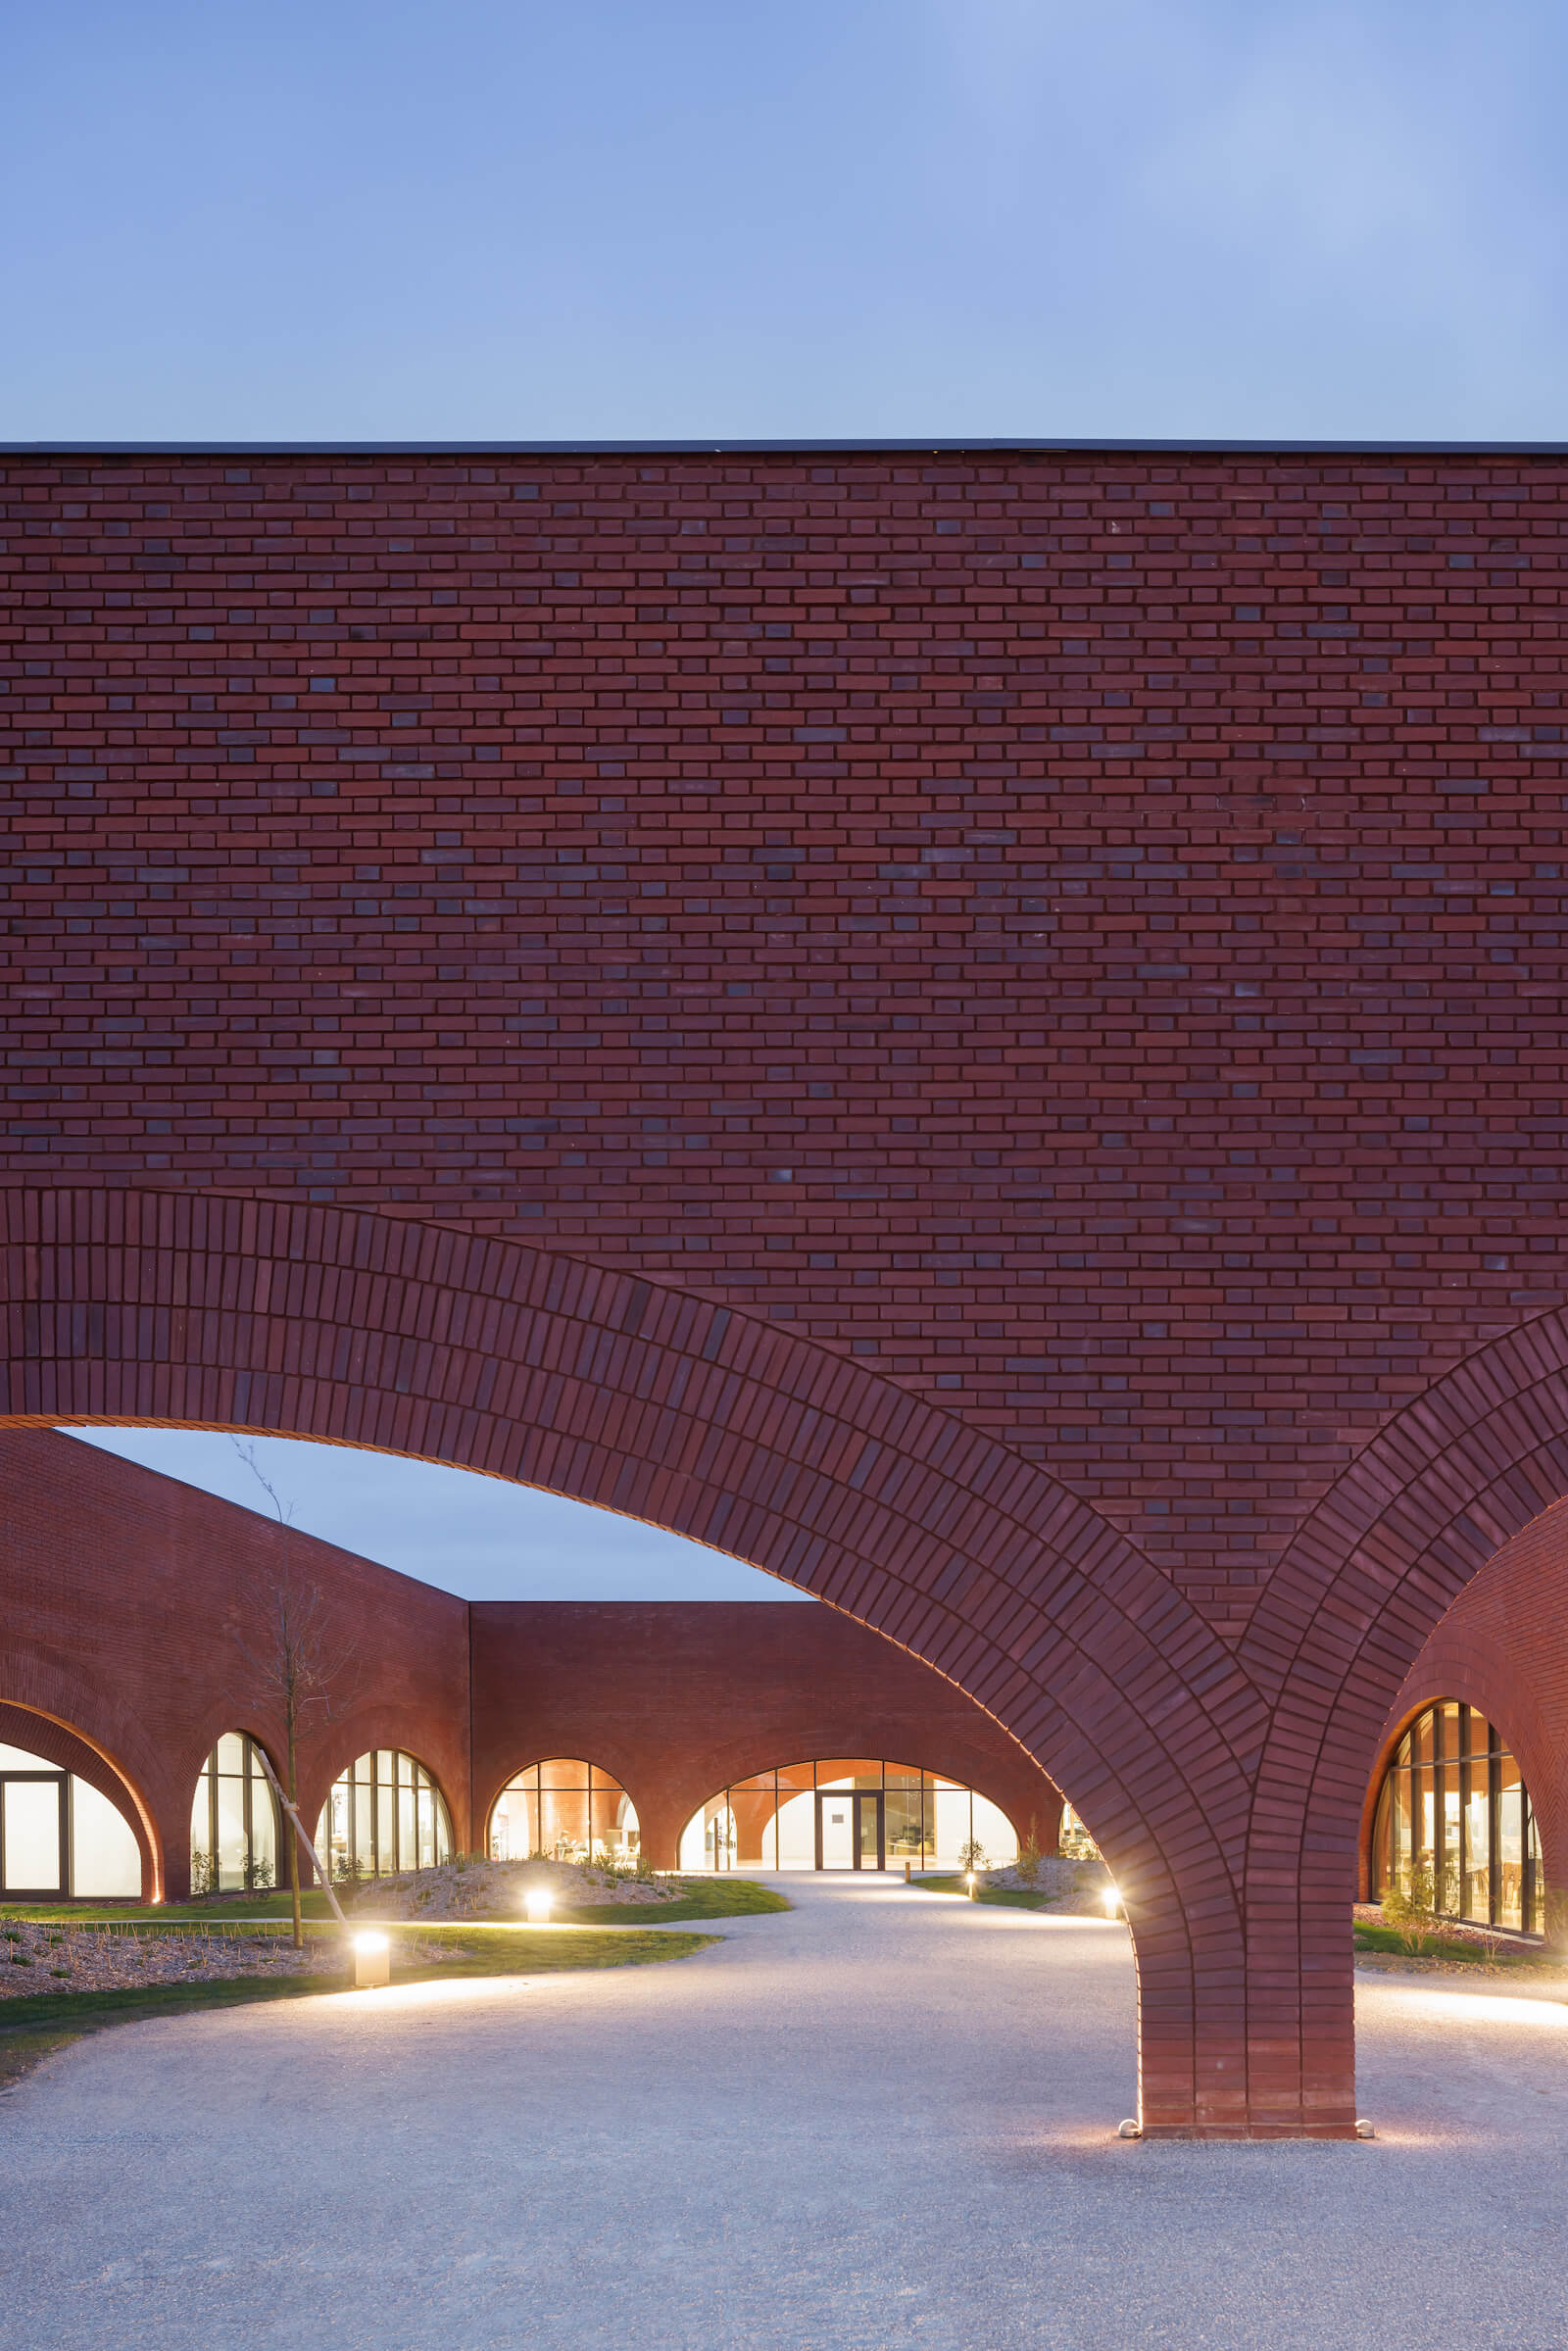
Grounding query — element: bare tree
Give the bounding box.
[231,1441,358,1948]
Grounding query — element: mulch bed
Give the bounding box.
[0,1920,461,1997]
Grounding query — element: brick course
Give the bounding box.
[6,442,1568,2132]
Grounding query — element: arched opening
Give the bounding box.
[676,1759,1020,1874]
[1368,1700,1545,1938]
[0,1709,143,1899]
[189,1733,283,1898]
[316,1751,454,1885]
[488,1760,639,1864]
[5,1189,1280,2134]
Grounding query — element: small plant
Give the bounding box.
[1382,1854,1441,1955]
[189,1849,220,1898]
[957,1837,990,1874]
[1014,1823,1042,1886]
[243,1851,274,1893]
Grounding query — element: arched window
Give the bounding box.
[488,1761,638,1864]
[0,1738,140,1898]
[316,1751,453,1883]
[1371,1700,1545,1936]
[190,1734,280,1895]
[677,1759,1019,1873]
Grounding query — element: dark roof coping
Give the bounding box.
[3,437,1567,459]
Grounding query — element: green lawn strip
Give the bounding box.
[0,1891,337,1925]
[554,1878,791,1926]
[917,1874,1055,1910]
[1351,1921,1547,1969]
[0,1927,716,2092]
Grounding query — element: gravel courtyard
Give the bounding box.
[4,1874,1565,2351]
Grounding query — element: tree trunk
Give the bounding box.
[287,1721,303,1950]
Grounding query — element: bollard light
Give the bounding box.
[353,1931,390,1989]
[965,1870,978,1901]
[524,1888,552,1926]
[1102,1884,1123,1918]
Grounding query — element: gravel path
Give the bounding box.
[4,1874,1566,2350]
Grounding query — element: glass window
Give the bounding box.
[3,1780,64,1891]
[487,1762,638,1865]
[0,1737,139,1898]
[1370,1700,1546,1939]
[316,1750,454,1883]
[72,1778,141,1898]
[190,1733,284,1894]
[677,1759,1020,1874]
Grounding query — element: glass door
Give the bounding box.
[1,1773,68,1894]
[816,1791,855,1869]
[856,1790,884,1871]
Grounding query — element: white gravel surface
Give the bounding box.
[4,1873,1566,2350]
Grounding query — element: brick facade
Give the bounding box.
[5,441,1568,2132]
[1361,1494,1568,1922]
[0,1428,1056,1893]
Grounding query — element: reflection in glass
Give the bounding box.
[487,1761,639,1864]
[316,1750,453,1882]
[677,1760,1021,1873]
[1370,1699,1545,1937]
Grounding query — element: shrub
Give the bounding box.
[1381,1855,1440,1955]
[1014,1823,1042,1885]
[957,1837,990,1874]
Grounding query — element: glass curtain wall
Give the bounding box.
[190,1734,280,1893]
[1371,1700,1545,1935]
[677,1759,1019,1873]
[0,1738,141,1897]
[316,1750,454,1883]
[488,1761,639,1862]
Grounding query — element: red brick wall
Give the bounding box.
[9,440,1568,2134]
[7,446,1568,1639]
[470,1600,1061,1867]
[0,1429,471,1896]
[1361,1494,1568,1935]
[0,1429,1059,1890]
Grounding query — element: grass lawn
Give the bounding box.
[0,1891,339,1925]
[556,1878,791,1926]
[0,1923,716,2093]
[4,1878,793,1930]
[1351,1920,1552,1969]
[917,1875,1056,1911]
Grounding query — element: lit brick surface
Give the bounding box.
[7,443,1568,2132]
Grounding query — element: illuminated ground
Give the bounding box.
[7,1875,1566,2349]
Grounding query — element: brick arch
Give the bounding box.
[3,1185,1271,2135]
[299,1721,469,1873]
[1355,1671,1558,1912]
[0,1695,161,1901]
[1239,1310,1568,2129]
[646,1743,1060,1877]
[1354,1487,1568,1930]
[477,1753,643,1863]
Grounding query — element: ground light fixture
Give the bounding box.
[1102,1884,1123,1918]
[524,1888,552,1926]
[353,1932,390,1989]
[965,1871,978,1900]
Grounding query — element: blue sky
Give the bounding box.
[4,0,1565,442]
[61,1429,808,1604]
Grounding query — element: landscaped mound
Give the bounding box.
[977,1856,1115,1912]
[0,1919,462,1995]
[348,1856,688,1921]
